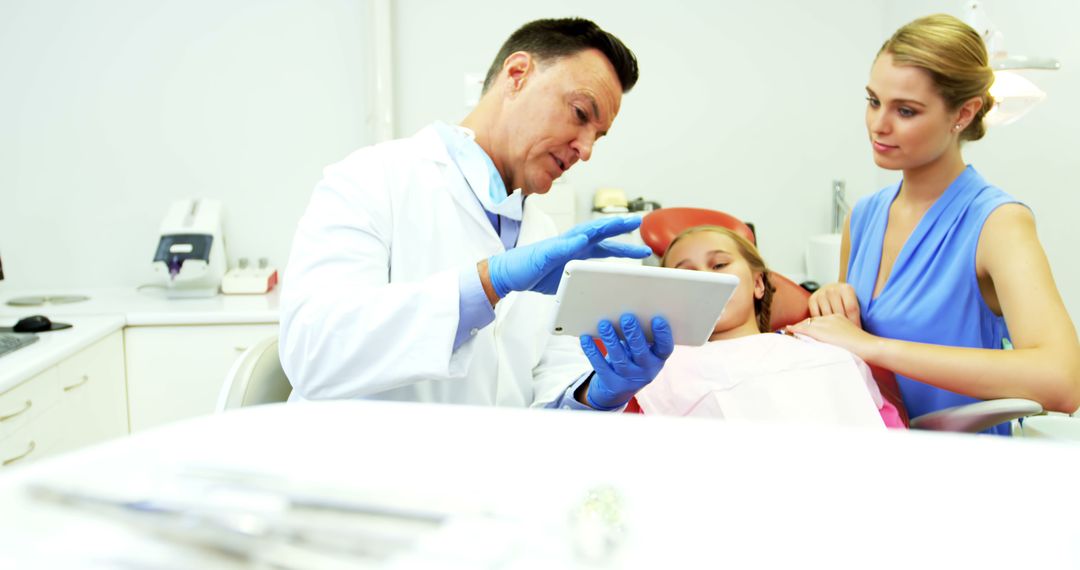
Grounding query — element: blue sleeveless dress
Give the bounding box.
[847,166,1021,436]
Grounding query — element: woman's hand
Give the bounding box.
[808,282,862,327]
[786,314,878,361]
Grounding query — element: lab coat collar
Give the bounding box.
[413,124,502,249]
[432,122,524,222]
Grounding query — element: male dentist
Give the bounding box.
[280,18,672,410]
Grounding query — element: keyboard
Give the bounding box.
[0,332,39,358]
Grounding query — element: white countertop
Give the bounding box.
[0,287,279,326]
[0,287,280,394]
[0,315,126,393]
[0,400,1077,568]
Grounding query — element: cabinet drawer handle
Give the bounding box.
[2,441,36,466]
[63,375,90,392]
[0,400,32,422]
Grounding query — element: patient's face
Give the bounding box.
[663,231,764,339]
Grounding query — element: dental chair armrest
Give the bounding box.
[909,398,1043,432]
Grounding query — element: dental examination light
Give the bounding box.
[964,0,1060,126]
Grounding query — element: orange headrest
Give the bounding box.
[639,208,756,257]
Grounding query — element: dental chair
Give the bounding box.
[635,207,1047,434]
[1014,413,1080,441]
[217,336,292,411]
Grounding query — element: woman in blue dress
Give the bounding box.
[789,14,1080,433]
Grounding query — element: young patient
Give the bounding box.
[632,226,905,429]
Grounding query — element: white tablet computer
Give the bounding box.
[550,260,739,347]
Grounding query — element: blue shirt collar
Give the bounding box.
[432,122,524,221]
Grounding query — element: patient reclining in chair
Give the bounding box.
[631,226,904,429]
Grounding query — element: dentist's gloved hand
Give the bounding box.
[487,216,651,298]
[579,314,675,410]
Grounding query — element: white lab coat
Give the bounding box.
[279,124,590,407]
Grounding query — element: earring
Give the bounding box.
[954,124,963,131]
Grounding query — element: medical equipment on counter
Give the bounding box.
[592,188,661,216]
[627,197,661,213]
[152,199,227,298]
[592,188,629,214]
[221,257,278,295]
[6,295,89,307]
[589,189,658,265]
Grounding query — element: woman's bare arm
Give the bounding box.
[791,205,1080,413]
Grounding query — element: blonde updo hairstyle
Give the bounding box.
[661,226,776,333]
[878,14,995,142]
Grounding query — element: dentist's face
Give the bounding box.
[865,52,959,172]
[499,49,622,196]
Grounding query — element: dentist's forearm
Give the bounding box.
[574,374,594,408]
[476,259,500,307]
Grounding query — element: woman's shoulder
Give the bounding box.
[971,182,1023,212]
[952,164,1016,204]
[961,167,1029,230]
[847,181,901,243]
[851,181,901,220]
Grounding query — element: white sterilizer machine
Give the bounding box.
[151,198,227,298]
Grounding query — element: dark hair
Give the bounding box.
[482,18,639,94]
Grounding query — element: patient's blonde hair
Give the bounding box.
[662,226,776,333]
[878,14,995,142]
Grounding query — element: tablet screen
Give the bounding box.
[550,260,739,346]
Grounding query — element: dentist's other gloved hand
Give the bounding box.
[487,216,651,298]
[579,314,675,410]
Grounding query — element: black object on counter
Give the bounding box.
[0,315,73,334]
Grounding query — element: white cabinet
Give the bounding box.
[124,324,278,432]
[0,367,58,441]
[53,331,128,452]
[0,331,127,468]
[0,367,59,468]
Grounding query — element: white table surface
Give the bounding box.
[0,287,280,394]
[0,315,125,393]
[0,287,280,326]
[0,400,1077,568]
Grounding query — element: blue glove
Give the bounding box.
[579,314,675,410]
[487,216,651,298]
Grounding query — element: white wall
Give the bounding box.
[392,1,884,277]
[0,0,375,291]
[881,1,1080,323]
[3,0,1075,325]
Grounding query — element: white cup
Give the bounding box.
[805,233,842,285]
